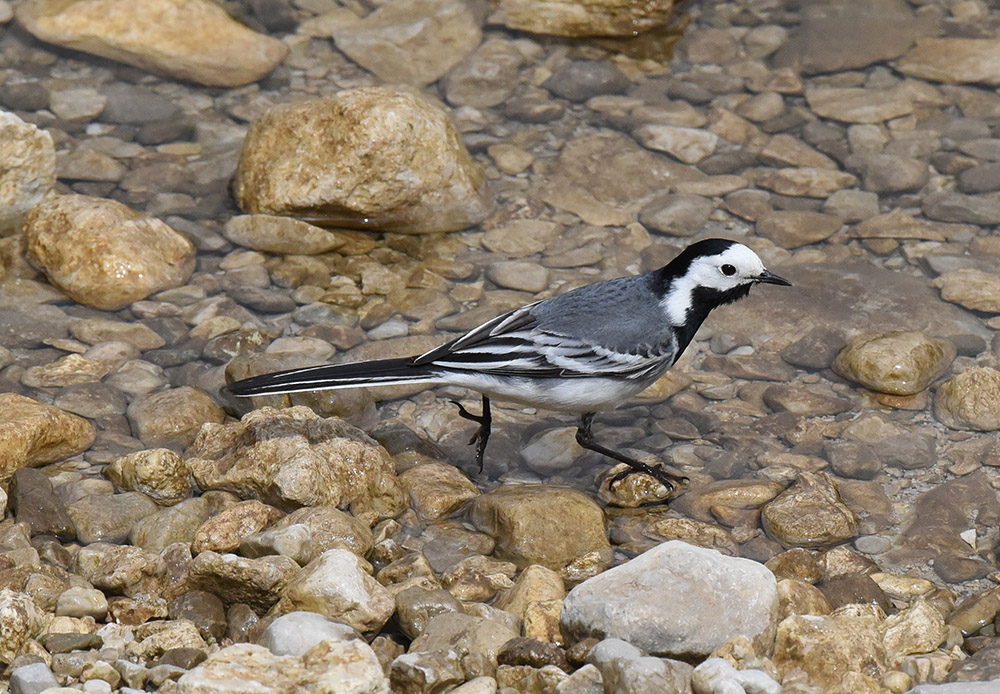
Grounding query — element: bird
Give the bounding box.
[228,238,791,492]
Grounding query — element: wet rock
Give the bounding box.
[848,153,929,194]
[271,549,393,635]
[495,565,565,643]
[818,572,889,612]
[55,585,108,620]
[638,193,714,237]
[24,195,195,310]
[130,496,219,553]
[188,406,405,522]
[897,38,1000,86]
[390,649,465,693]
[672,479,786,524]
[562,541,778,657]
[268,505,373,562]
[544,60,629,102]
[16,0,287,87]
[490,0,676,37]
[0,110,55,236]
[399,462,479,521]
[468,486,610,573]
[498,637,569,671]
[762,384,851,416]
[187,551,299,613]
[223,215,347,256]
[409,612,519,678]
[176,641,388,693]
[755,210,843,249]
[945,643,1000,683]
[233,87,489,234]
[0,589,47,665]
[10,467,75,540]
[67,491,159,544]
[935,367,1000,431]
[332,0,480,87]
[777,579,832,621]
[586,638,693,693]
[923,191,1000,225]
[169,590,227,642]
[833,330,955,395]
[395,586,464,640]
[805,86,914,124]
[0,305,70,349]
[256,611,358,656]
[127,386,225,449]
[886,471,998,583]
[761,473,859,549]
[633,125,718,164]
[443,38,523,109]
[0,394,95,481]
[751,167,857,198]
[824,441,880,481]
[191,500,284,554]
[773,605,886,692]
[105,448,192,505]
[934,268,1000,313]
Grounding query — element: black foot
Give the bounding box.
[576,412,687,493]
[452,395,492,473]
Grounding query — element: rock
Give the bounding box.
[16,0,287,87]
[498,637,568,671]
[409,612,519,678]
[191,500,284,554]
[0,394,95,482]
[562,541,778,657]
[0,589,47,665]
[256,611,359,657]
[395,587,464,640]
[74,542,163,597]
[126,387,225,449]
[332,0,481,87]
[489,0,677,37]
[805,86,914,124]
[0,305,70,349]
[224,215,347,256]
[762,384,851,417]
[934,268,1000,313]
[241,524,313,566]
[176,641,388,693]
[169,590,227,642]
[67,491,159,544]
[923,191,1000,225]
[187,406,406,522]
[959,162,1000,194]
[633,125,718,164]
[130,496,218,553]
[398,462,479,520]
[10,661,60,694]
[849,153,929,194]
[485,261,549,292]
[55,586,108,620]
[774,0,932,74]
[443,38,523,108]
[897,38,1000,86]
[496,565,565,643]
[187,551,299,613]
[883,599,946,666]
[638,194,714,237]
[585,638,693,693]
[468,486,610,573]
[105,449,193,505]
[833,331,955,395]
[268,505,373,561]
[773,605,886,692]
[543,60,629,102]
[761,473,859,549]
[936,367,1000,431]
[272,549,394,635]
[761,134,838,170]
[692,657,780,694]
[751,167,857,198]
[233,87,489,234]
[10,467,76,540]
[24,195,195,310]
[519,427,584,476]
[0,110,55,236]
[390,649,465,692]
[755,210,844,249]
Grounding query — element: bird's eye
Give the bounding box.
[721,264,736,276]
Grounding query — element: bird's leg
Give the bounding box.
[452,394,492,472]
[576,412,687,492]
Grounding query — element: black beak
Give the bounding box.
[757,269,791,286]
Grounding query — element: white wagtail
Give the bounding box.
[229,238,791,491]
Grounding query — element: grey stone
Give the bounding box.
[638,194,713,236]
[543,60,630,102]
[586,639,693,694]
[913,680,1000,693]
[10,661,59,694]
[257,611,359,656]
[10,467,76,540]
[100,84,180,124]
[923,192,1000,225]
[958,163,1000,194]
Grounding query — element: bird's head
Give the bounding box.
[660,238,791,325]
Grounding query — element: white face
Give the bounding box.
[686,243,767,292]
[661,242,768,325]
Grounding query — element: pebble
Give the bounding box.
[256,611,358,656]
[935,367,1000,431]
[833,330,955,395]
[934,268,1000,312]
[761,473,859,548]
[0,394,95,479]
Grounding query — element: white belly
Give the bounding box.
[438,372,655,412]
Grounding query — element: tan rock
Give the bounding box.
[223,214,347,255]
[633,124,718,164]
[495,565,565,643]
[935,367,1000,431]
[833,330,955,395]
[671,479,787,523]
[269,505,373,561]
[20,353,111,388]
[897,38,1000,86]
[127,619,206,661]
[776,579,832,621]
[751,167,857,197]
[188,551,299,612]
[773,605,886,693]
[233,87,489,234]
[0,589,48,665]
[16,0,288,87]
[410,612,519,678]
[0,111,55,236]
[850,209,956,240]
[74,542,165,597]
[490,0,677,37]
[399,462,479,520]
[25,195,195,310]
[126,386,225,449]
[191,500,284,554]
[933,268,1000,313]
[187,407,407,522]
[105,448,193,506]
[0,393,95,482]
[130,496,215,553]
[468,485,610,573]
[805,86,914,123]
[177,641,389,694]
[761,473,859,549]
[756,210,844,249]
[882,598,946,666]
[760,134,838,169]
[332,0,481,87]
[271,549,394,635]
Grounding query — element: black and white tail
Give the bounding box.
[227,357,440,397]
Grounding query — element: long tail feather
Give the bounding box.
[228,357,439,396]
